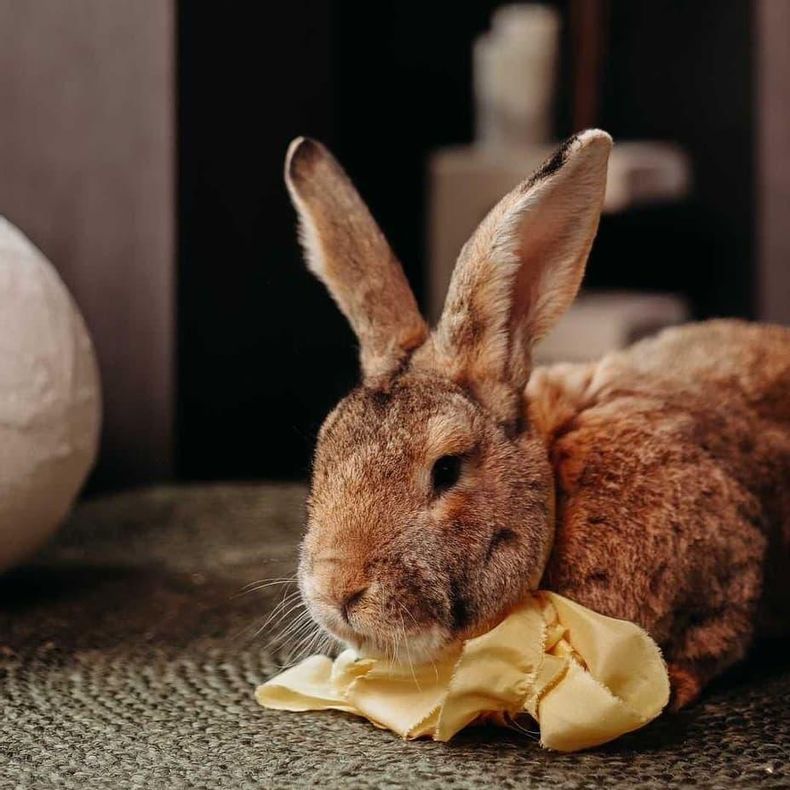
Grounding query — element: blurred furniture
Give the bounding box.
[533,292,687,365]
[0,1,785,486]
[1,483,788,786]
[428,141,691,324]
[0,0,175,488]
[756,0,790,325]
[0,0,337,487]
[429,7,693,358]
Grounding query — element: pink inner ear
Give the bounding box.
[509,182,601,349]
[507,185,572,363]
[512,220,549,333]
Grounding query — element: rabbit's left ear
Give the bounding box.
[414,130,611,424]
[286,138,428,384]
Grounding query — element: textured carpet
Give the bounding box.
[1,483,788,789]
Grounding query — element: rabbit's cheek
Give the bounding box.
[485,528,520,561]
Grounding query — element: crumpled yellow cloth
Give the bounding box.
[255,591,669,752]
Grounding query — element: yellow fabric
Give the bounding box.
[255,591,669,752]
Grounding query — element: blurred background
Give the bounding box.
[0,0,787,491]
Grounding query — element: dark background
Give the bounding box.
[177,1,754,481]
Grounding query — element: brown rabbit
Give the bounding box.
[286,130,790,709]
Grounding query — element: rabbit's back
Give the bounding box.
[614,320,790,422]
[529,320,790,702]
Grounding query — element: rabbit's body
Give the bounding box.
[284,131,789,710]
[529,319,790,705]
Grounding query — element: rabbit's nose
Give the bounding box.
[339,586,368,623]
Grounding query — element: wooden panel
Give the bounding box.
[0,0,175,486]
[756,0,790,325]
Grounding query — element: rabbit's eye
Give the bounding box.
[432,455,462,493]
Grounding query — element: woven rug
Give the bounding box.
[1,483,788,789]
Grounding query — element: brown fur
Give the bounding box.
[285,131,790,709]
[530,320,790,706]
[301,374,554,660]
[285,137,428,383]
[416,130,611,423]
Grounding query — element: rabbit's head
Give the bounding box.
[288,132,611,661]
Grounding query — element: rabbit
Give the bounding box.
[285,129,790,710]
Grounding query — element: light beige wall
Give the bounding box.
[0,0,175,485]
[756,0,790,325]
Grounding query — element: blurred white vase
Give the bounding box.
[0,218,101,572]
[474,4,560,148]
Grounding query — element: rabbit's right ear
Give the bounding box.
[285,138,428,385]
[414,131,611,424]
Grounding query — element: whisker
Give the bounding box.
[318,632,337,657]
[281,622,325,667]
[397,601,439,684]
[231,577,299,608]
[251,591,305,639]
[399,610,421,691]
[509,716,540,740]
[293,625,325,662]
[239,576,297,593]
[229,590,304,644]
[264,608,311,646]
[288,619,320,652]
[261,589,303,620]
[234,581,298,600]
[257,607,311,651]
[269,626,315,666]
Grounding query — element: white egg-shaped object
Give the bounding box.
[0,217,101,572]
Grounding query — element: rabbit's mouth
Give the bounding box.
[316,609,454,665]
[301,588,457,664]
[351,625,454,665]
